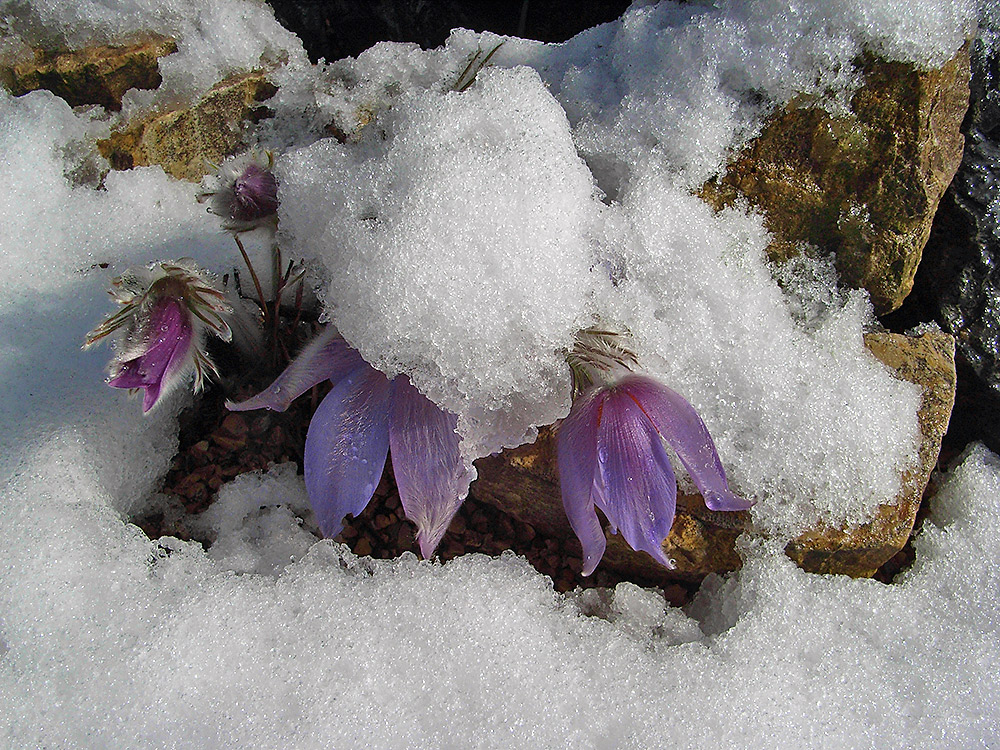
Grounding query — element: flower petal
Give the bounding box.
[107,297,193,412]
[227,327,363,412]
[555,387,607,576]
[620,375,753,512]
[389,377,472,559]
[107,358,154,390]
[593,387,676,569]
[304,363,392,537]
[141,379,163,412]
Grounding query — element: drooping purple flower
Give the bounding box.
[558,329,752,575]
[228,328,472,558]
[107,296,193,412]
[198,150,279,233]
[84,260,232,413]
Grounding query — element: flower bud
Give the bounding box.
[197,150,279,233]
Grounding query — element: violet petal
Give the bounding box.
[107,358,153,390]
[388,377,469,559]
[555,387,607,576]
[161,314,195,382]
[140,380,163,412]
[304,363,392,537]
[593,386,676,569]
[620,375,753,512]
[227,327,363,412]
[108,297,193,412]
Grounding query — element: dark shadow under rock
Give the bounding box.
[265,0,633,62]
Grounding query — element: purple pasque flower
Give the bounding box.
[197,150,279,233]
[557,329,752,575]
[228,328,472,558]
[106,295,193,412]
[84,260,232,412]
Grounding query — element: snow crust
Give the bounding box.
[1,1,997,746]
[3,428,1000,747]
[270,0,952,530]
[520,0,976,191]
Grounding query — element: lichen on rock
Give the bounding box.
[0,33,177,111]
[701,46,971,315]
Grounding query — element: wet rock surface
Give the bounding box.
[888,30,1000,452]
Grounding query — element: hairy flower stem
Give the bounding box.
[234,234,269,329]
[269,241,283,368]
[286,276,305,361]
[271,241,283,301]
[234,234,306,368]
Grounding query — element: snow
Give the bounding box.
[1,0,998,747]
[277,64,605,465]
[3,437,1000,747]
[0,0,309,109]
[268,0,943,531]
